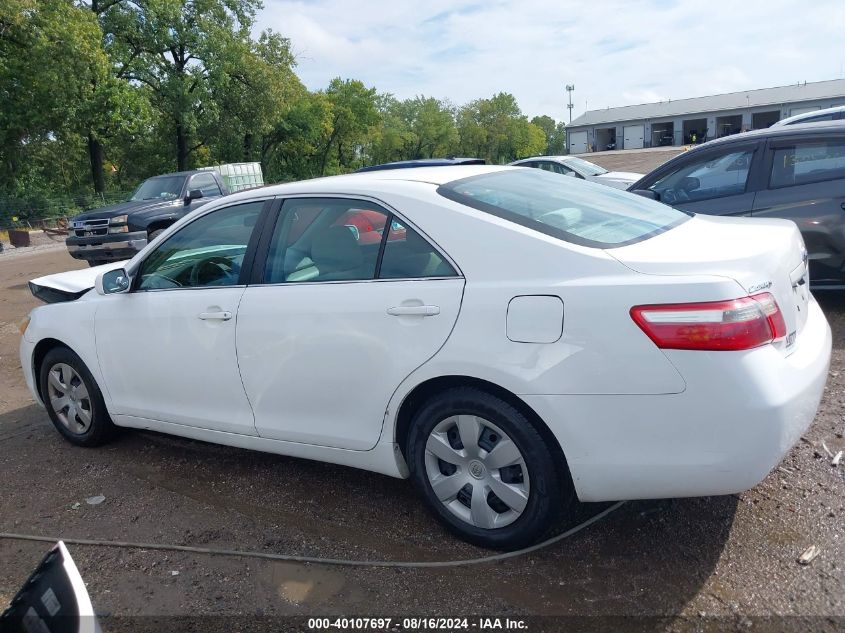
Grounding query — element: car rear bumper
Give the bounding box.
[66,231,147,261]
[525,295,832,502]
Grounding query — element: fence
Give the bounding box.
[0,191,134,231]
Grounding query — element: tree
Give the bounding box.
[112,0,262,171]
[317,78,380,175]
[73,0,151,193]
[0,0,108,198]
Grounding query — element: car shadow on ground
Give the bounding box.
[0,403,738,619]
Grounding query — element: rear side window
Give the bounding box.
[438,168,689,248]
[379,221,457,278]
[770,140,845,188]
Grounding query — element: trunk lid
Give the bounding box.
[608,214,810,352]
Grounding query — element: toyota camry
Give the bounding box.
[20,165,831,549]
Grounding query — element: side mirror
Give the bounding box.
[185,189,204,204]
[96,268,131,295]
[631,189,660,201]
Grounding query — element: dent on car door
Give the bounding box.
[93,200,266,433]
[645,145,759,216]
[236,197,465,451]
[753,136,845,284]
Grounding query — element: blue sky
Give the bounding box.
[256,0,844,123]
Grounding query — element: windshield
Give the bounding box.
[438,169,690,248]
[130,175,185,201]
[564,157,608,176]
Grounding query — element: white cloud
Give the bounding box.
[256,0,845,123]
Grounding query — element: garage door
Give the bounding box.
[568,131,588,154]
[623,125,644,149]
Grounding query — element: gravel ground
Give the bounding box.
[576,146,687,174]
[0,217,843,631]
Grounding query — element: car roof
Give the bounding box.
[688,120,845,150]
[511,156,587,164]
[355,157,484,172]
[147,170,208,179]
[218,165,513,204]
[773,104,845,126]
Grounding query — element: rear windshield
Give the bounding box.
[437,169,690,248]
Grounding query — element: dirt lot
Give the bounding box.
[575,146,687,174]
[1,239,844,631]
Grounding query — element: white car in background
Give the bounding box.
[20,166,830,550]
[771,105,845,127]
[509,155,643,189]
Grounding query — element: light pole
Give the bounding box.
[565,84,575,123]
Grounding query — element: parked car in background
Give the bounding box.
[66,163,263,266]
[771,105,845,127]
[629,121,845,288]
[23,166,830,549]
[356,157,484,172]
[509,156,643,190]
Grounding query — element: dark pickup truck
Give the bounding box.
[67,169,229,266]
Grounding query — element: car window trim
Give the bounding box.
[250,193,462,286]
[130,197,276,293]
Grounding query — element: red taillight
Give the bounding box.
[630,292,787,351]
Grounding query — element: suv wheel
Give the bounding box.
[39,347,116,447]
[407,387,574,550]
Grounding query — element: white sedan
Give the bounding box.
[509,156,643,189]
[20,166,831,549]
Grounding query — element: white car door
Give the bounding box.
[94,200,266,434]
[236,197,465,450]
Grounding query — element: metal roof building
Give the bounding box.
[566,78,845,153]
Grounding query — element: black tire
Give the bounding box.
[407,387,575,550]
[39,347,116,447]
[148,228,165,241]
[87,260,108,267]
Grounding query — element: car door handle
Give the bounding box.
[198,311,232,321]
[386,305,440,317]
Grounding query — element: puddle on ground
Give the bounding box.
[263,562,348,606]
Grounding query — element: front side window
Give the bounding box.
[770,140,845,188]
[438,168,689,248]
[130,176,185,201]
[263,198,456,283]
[648,149,754,204]
[189,172,222,197]
[137,201,263,290]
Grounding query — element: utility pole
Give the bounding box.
[565,84,575,123]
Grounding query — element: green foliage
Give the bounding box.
[1,1,567,225]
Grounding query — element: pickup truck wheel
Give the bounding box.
[148,228,165,241]
[39,347,116,447]
[87,260,108,267]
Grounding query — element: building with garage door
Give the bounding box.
[566,78,845,153]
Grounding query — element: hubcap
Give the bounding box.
[424,415,530,529]
[47,363,92,435]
